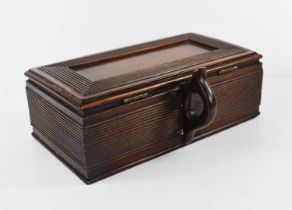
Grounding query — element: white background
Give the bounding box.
[0,0,292,209]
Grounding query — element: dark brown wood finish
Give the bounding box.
[184,67,217,144]
[25,33,263,183]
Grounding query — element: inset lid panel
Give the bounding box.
[74,41,212,81]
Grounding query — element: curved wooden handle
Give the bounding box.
[184,67,217,144]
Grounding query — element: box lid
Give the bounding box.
[25,33,261,111]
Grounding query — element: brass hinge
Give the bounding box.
[218,66,238,75]
[122,92,149,104]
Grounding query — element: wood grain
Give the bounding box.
[25,33,263,183]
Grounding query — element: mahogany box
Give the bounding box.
[25,33,263,184]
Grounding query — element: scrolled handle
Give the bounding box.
[183,67,217,144]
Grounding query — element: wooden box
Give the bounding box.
[25,33,263,184]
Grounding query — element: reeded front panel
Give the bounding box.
[84,95,184,178]
[201,63,263,135]
[26,86,184,180]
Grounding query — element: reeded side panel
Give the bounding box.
[26,88,86,167]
